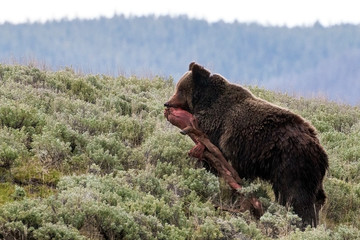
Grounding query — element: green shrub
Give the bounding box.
[64,154,90,174]
[49,123,86,154]
[46,68,76,93]
[33,222,86,240]
[332,224,360,240]
[11,185,26,201]
[0,65,46,88]
[0,104,45,133]
[324,178,360,227]
[0,199,50,238]
[114,115,155,147]
[284,225,331,240]
[31,131,71,168]
[0,143,18,169]
[69,78,97,103]
[260,203,302,238]
[142,129,193,170]
[181,168,220,201]
[0,126,29,153]
[86,134,132,173]
[284,224,360,240]
[109,95,133,115]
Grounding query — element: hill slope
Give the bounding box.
[0,64,360,239]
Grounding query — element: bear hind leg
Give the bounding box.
[292,197,318,228]
[314,186,326,224]
[274,181,318,228]
[287,184,319,228]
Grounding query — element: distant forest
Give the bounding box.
[1,15,360,105]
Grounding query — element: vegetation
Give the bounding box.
[1,16,360,105]
[0,64,360,239]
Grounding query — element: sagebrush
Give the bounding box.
[0,64,359,239]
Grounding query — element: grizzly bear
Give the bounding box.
[164,62,328,227]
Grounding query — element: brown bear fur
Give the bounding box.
[165,62,329,227]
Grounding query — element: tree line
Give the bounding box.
[0,15,360,104]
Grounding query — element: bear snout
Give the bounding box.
[164,102,171,108]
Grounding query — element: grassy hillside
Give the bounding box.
[0,64,359,239]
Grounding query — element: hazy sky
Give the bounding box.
[1,0,360,26]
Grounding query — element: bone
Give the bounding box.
[164,107,264,217]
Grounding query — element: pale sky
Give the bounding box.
[1,0,360,27]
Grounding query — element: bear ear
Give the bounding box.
[189,62,211,83]
[189,62,196,71]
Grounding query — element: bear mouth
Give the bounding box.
[164,106,190,121]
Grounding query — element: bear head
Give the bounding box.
[164,62,227,113]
